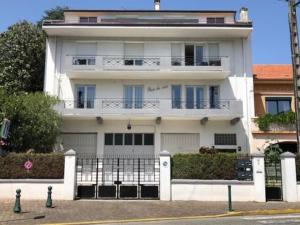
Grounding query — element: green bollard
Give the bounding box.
[13,189,21,213]
[46,186,52,208]
[228,185,233,212]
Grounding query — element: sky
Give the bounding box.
[0,0,296,64]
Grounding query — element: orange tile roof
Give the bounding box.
[253,64,293,80]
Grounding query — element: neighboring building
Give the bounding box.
[42,3,254,156]
[252,64,297,153]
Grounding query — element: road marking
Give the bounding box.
[42,212,240,225]
[243,214,300,220]
[259,219,300,224]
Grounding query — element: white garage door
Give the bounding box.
[161,133,200,154]
[61,133,97,155]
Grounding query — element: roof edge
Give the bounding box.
[64,9,237,13]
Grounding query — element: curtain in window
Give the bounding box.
[76,86,85,108]
[86,86,95,108]
[134,86,143,109]
[124,86,133,109]
[186,87,194,109]
[196,87,204,109]
[172,85,181,109]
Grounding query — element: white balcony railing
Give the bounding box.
[56,98,242,119]
[64,55,230,74]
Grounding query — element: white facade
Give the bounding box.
[43,9,254,156]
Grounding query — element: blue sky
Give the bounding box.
[0,0,296,64]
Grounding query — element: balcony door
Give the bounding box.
[75,85,95,109]
[209,86,220,109]
[184,44,204,66]
[186,86,204,109]
[172,85,181,109]
[124,43,144,66]
[124,85,144,109]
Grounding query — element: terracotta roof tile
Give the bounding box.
[253,64,292,80]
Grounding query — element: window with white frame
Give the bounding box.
[104,133,154,146]
[185,86,205,109]
[124,43,144,66]
[75,84,96,109]
[123,85,144,109]
[73,43,97,65]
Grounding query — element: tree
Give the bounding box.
[38,6,68,27]
[0,21,45,93]
[0,88,61,153]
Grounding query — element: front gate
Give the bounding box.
[76,154,160,199]
[265,159,282,201]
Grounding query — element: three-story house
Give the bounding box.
[43,3,254,156]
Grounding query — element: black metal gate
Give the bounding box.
[265,159,282,201]
[76,154,160,199]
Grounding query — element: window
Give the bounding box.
[207,17,225,24]
[186,86,204,109]
[105,133,113,145]
[215,134,237,145]
[79,17,97,23]
[172,85,182,109]
[184,44,204,66]
[134,134,143,145]
[144,134,154,145]
[104,133,154,146]
[266,97,292,115]
[209,86,220,109]
[72,57,96,65]
[75,85,95,108]
[124,85,143,109]
[125,134,133,145]
[208,44,221,66]
[171,43,182,66]
[124,43,144,65]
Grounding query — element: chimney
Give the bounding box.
[239,7,249,22]
[154,0,160,11]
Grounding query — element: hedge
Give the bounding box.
[171,153,238,180]
[0,153,64,179]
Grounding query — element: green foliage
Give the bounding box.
[265,143,283,163]
[0,153,64,179]
[255,111,296,131]
[38,6,69,27]
[0,89,61,152]
[0,21,45,93]
[171,153,237,180]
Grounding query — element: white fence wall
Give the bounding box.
[0,180,65,200]
[172,180,255,201]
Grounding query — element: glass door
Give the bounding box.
[172,85,182,109]
[195,46,204,66]
[186,86,204,109]
[186,86,194,109]
[209,86,220,109]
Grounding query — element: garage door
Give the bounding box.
[104,133,154,156]
[161,133,200,154]
[60,133,97,156]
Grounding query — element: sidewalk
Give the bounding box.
[1,200,300,225]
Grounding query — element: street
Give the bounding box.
[106,214,300,225]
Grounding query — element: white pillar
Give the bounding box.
[155,124,161,155]
[281,152,298,202]
[160,150,171,201]
[64,149,77,200]
[252,153,266,202]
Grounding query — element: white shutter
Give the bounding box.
[208,44,219,57]
[171,43,182,57]
[61,133,97,155]
[76,43,97,56]
[124,43,144,57]
[161,133,200,154]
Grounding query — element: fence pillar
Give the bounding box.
[64,149,77,200]
[281,152,297,202]
[251,153,266,202]
[160,150,171,201]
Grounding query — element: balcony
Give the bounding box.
[55,98,243,120]
[251,118,296,134]
[64,55,231,80]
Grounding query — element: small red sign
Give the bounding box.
[24,160,33,170]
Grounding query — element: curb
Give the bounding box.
[42,209,300,225]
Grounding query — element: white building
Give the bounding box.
[43,3,254,157]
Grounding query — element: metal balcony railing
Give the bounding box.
[61,99,230,110]
[171,100,230,110]
[171,56,222,67]
[103,57,160,67]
